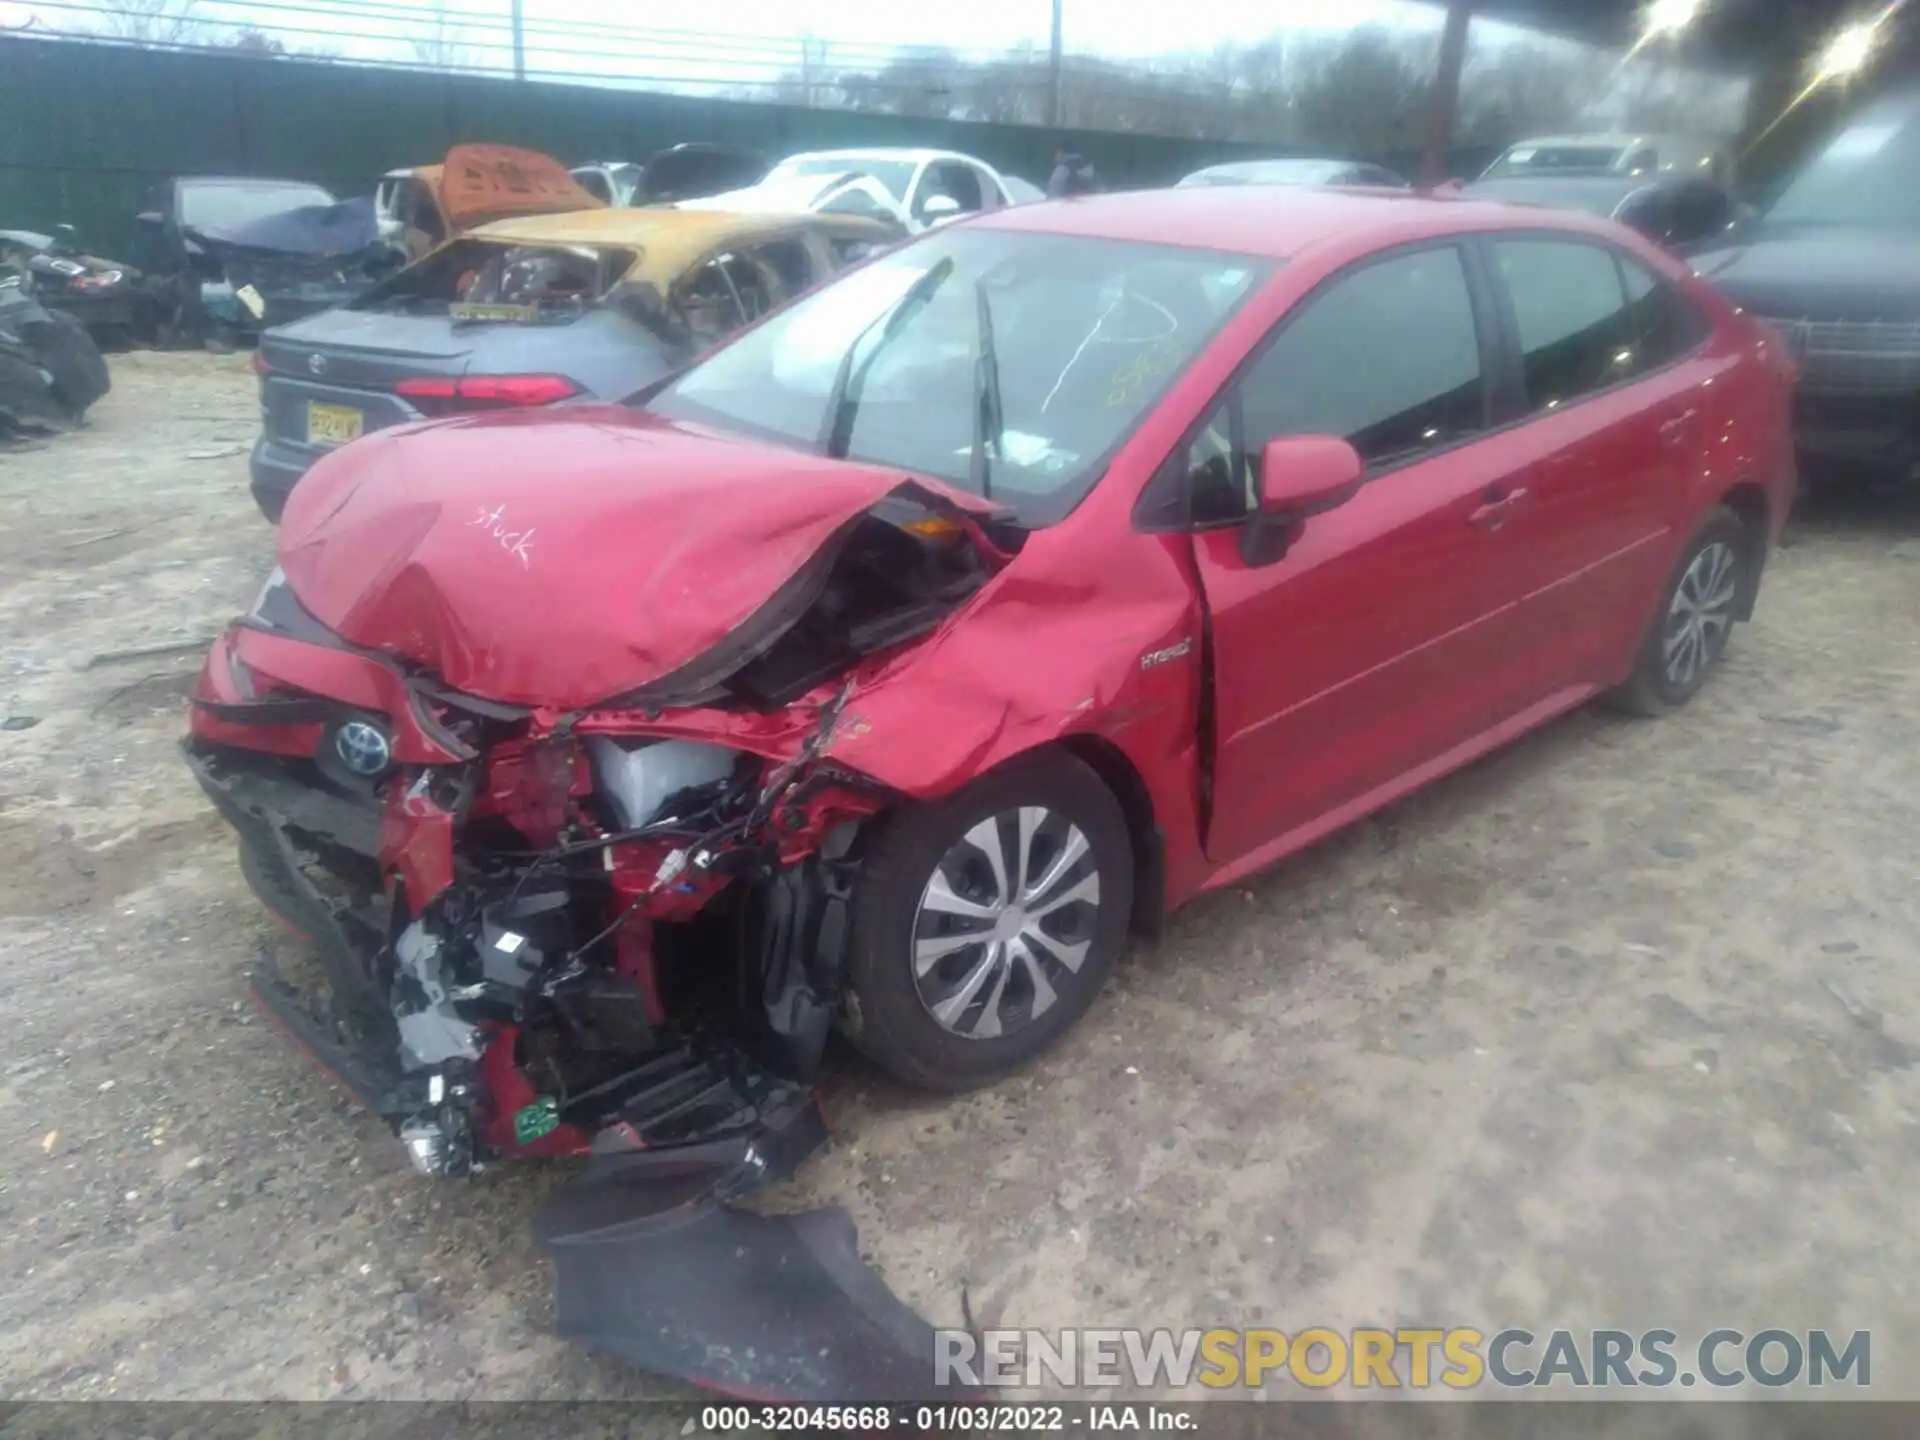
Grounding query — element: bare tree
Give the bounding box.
[1290,26,1435,155]
[89,0,201,47]
[224,26,286,56]
[756,24,1742,163]
[1457,43,1611,146]
[410,0,471,71]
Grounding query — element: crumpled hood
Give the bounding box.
[277,407,985,709]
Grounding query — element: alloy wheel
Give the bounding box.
[911,806,1103,1041]
[1663,539,1738,690]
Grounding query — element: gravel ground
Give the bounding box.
[1,352,1917,1402]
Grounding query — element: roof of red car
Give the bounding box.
[975,185,1573,259]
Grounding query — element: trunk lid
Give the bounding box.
[276,407,995,708]
[257,308,648,457]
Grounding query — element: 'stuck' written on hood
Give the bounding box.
[277,407,986,709]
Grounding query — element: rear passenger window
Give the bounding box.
[1617,256,1708,374]
[1179,246,1487,525]
[1495,239,1635,412]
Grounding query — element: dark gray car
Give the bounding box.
[249,208,892,521]
[1464,173,1742,256]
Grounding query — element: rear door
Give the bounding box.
[1479,236,1720,686]
[1178,243,1543,867]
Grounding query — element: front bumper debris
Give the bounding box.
[537,1107,956,1402]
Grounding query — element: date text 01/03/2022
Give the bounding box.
[697,1405,1199,1431]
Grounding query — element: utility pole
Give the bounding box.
[510,0,526,80]
[1047,0,1064,128]
[1420,0,1474,186]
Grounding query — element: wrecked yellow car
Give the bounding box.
[249,204,896,520]
[373,144,606,260]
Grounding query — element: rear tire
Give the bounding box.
[38,309,109,419]
[1607,506,1752,717]
[840,752,1133,1091]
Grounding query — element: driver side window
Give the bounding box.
[1181,246,1488,526]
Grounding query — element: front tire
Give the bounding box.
[841,752,1133,1091]
[1609,506,1751,717]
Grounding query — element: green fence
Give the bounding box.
[0,35,1494,256]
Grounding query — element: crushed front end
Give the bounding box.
[184,475,1009,1179]
[185,608,881,1179]
[184,441,1016,1396]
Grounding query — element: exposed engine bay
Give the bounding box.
[184,479,1010,1396]
[187,485,1003,1176]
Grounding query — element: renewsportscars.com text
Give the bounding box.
[934,1327,1871,1391]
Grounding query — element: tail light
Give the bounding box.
[395,374,581,415]
[251,349,270,376]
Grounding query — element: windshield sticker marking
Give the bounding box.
[1040,294,1124,414]
[470,504,535,568]
[1106,338,1183,408]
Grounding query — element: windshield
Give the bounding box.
[1482,144,1627,178]
[649,229,1266,526]
[179,180,337,232]
[1465,177,1635,218]
[771,156,919,201]
[1764,109,1920,230]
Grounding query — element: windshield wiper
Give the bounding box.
[817,256,954,459]
[971,279,1003,501]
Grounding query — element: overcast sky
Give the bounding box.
[3,0,1557,87]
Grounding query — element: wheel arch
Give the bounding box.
[1716,478,1772,620]
[1056,734,1166,940]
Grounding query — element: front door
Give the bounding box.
[1185,244,1544,867]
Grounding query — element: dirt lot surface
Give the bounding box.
[1,352,1918,1402]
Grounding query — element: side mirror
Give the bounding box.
[1241,435,1364,567]
[919,193,962,223]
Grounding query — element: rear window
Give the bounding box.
[354,238,636,320]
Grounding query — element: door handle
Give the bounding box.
[1658,408,1700,445]
[1468,486,1528,530]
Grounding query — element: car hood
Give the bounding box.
[277,407,995,709]
[1693,228,1920,319]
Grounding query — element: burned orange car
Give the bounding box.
[374,144,604,260]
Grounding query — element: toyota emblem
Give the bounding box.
[308,352,328,377]
[333,719,392,777]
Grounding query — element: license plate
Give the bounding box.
[306,401,363,447]
[449,301,540,324]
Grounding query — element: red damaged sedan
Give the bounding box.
[186,186,1795,1175]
